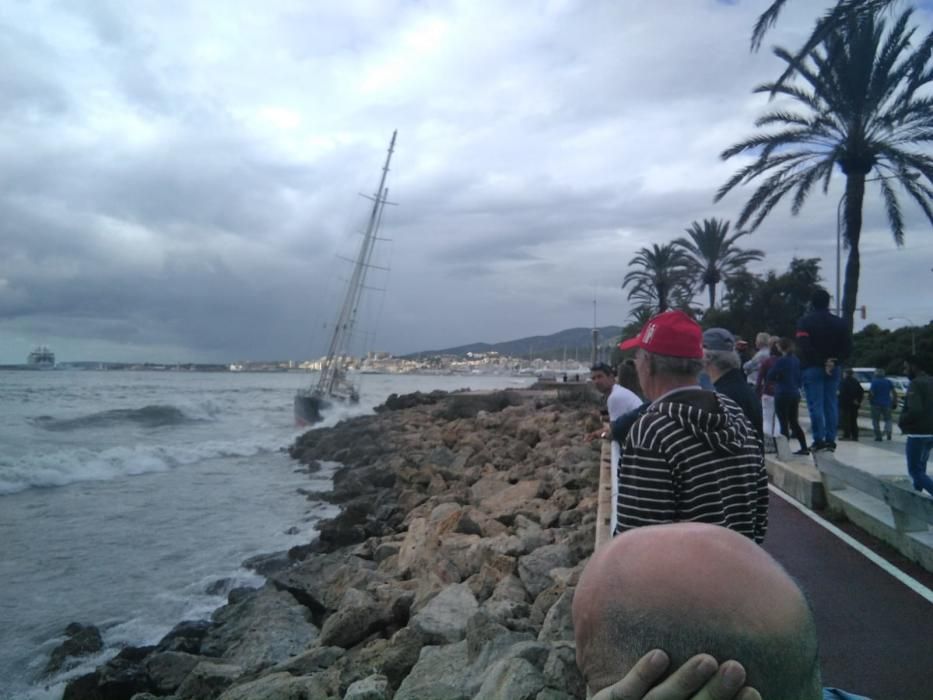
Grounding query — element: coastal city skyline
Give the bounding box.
[2,1,932,364]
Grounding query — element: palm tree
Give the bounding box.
[716,6,933,334]
[673,218,764,310]
[751,0,899,52]
[622,243,694,314]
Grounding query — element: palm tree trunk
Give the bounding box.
[708,283,716,310]
[841,173,866,335]
[658,282,668,312]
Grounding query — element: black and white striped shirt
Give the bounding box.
[615,387,768,543]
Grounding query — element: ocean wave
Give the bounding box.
[0,438,283,496]
[31,405,197,431]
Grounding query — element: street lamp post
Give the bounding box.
[888,316,917,355]
[836,194,845,316]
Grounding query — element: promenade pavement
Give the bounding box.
[764,413,933,699]
[600,409,933,700]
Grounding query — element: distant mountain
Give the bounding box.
[406,326,625,361]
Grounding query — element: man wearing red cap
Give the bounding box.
[616,310,768,542]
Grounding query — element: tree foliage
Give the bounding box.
[719,6,933,335]
[673,218,764,310]
[701,257,822,343]
[621,243,695,314]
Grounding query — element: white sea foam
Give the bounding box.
[0,435,289,496]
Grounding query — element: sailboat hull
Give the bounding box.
[294,393,327,427]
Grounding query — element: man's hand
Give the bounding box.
[590,650,761,700]
[585,428,608,443]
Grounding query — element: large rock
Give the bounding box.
[144,651,201,694]
[518,544,573,597]
[542,642,587,699]
[393,641,472,700]
[344,674,390,700]
[479,480,544,523]
[318,588,393,648]
[473,656,547,700]
[175,661,242,700]
[216,672,331,700]
[537,590,575,643]
[157,620,212,654]
[45,623,104,676]
[269,552,384,620]
[201,587,317,673]
[409,583,478,644]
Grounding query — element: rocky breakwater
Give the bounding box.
[61,389,605,700]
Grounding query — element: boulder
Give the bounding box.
[144,651,201,694]
[201,587,317,673]
[473,656,546,700]
[175,661,242,700]
[271,645,344,675]
[45,623,103,676]
[538,590,576,643]
[542,642,587,699]
[318,588,392,649]
[344,673,390,700]
[269,552,384,619]
[216,672,331,700]
[480,480,543,523]
[518,544,573,598]
[157,620,212,654]
[409,583,478,644]
[393,641,471,700]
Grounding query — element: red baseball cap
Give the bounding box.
[619,310,703,359]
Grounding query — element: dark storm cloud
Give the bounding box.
[0,0,930,362]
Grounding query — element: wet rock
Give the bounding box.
[200,587,317,673]
[215,672,330,700]
[144,651,201,694]
[45,622,103,676]
[344,673,390,700]
[175,660,242,700]
[157,620,211,654]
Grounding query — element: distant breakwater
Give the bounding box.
[57,386,605,700]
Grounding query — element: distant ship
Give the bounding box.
[294,131,397,427]
[27,346,55,369]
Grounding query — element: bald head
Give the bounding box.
[573,524,821,699]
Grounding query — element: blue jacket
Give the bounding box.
[869,377,895,408]
[767,355,803,399]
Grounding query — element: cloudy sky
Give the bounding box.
[2,0,932,363]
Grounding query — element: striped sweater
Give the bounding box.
[615,387,768,543]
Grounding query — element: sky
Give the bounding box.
[1,0,932,363]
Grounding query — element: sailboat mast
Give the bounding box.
[317,130,397,395]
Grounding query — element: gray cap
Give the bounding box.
[702,327,736,352]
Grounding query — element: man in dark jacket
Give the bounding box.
[838,368,865,440]
[703,327,764,446]
[899,356,933,497]
[796,289,852,451]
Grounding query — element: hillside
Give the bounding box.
[406,326,625,360]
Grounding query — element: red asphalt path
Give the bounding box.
[763,492,933,700]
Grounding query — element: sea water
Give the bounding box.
[0,370,532,699]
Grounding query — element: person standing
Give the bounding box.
[702,328,764,445]
[869,369,897,441]
[756,339,781,443]
[838,369,865,440]
[585,362,642,442]
[742,332,772,387]
[899,356,933,497]
[616,311,768,542]
[767,338,810,456]
[795,289,852,452]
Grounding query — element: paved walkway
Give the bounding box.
[763,491,933,700]
[601,413,933,700]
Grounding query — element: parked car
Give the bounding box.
[889,375,911,397]
[851,367,876,393]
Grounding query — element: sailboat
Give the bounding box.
[294,130,397,427]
